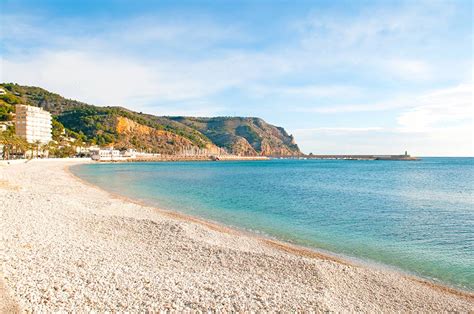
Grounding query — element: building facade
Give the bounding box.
[91,148,124,161]
[15,104,52,143]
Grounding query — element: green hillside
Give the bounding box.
[0,83,301,156]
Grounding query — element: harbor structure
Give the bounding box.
[302,152,418,160]
[14,104,52,144]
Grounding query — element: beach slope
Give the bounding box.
[0,160,472,311]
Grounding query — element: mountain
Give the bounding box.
[0,83,302,156]
[171,117,300,156]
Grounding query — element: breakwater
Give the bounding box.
[303,154,419,161]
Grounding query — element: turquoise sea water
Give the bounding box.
[71,158,474,291]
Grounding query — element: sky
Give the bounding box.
[0,0,472,156]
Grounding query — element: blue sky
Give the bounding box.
[1,0,472,155]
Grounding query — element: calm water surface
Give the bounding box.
[71,158,474,291]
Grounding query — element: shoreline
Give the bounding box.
[67,162,473,298]
[66,163,350,266]
[1,159,473,311]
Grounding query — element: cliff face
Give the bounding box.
[115,117,195,154]
[0,83,302,156]
[114,117,220,154]
[171,117,301,156]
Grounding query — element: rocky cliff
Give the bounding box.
[114,117,222,154]
[171,117,301,156]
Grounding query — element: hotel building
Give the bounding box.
[15,104,52,143]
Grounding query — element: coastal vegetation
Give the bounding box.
[0,83,301,156]
[0,90,21,121]
[0,130,28,160]
[0,129,80,159]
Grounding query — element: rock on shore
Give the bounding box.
[0,160,472,312]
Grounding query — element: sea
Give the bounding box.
[71,158,474,291]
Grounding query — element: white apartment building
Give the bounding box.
[15,104,52,143]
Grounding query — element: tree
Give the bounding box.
[71,138,84,155]
[0,106,13,121]
[51,118,65,141]
[0,93,21,105]
[0,132,28,160]
[54,146,75,158]
[41,143,51,158]
[34,140,42,158]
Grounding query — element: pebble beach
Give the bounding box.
[1,159,473,312]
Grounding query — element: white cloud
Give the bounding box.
[293,84,473,116]
[291,1,463,82]
[2,51,158,106]
[382,59,432,80]
[296,127,474,156]
[296,1,453,48]
[1,2,472,156]
[291,84,473,156]
[141,100,227,117]
[1,2,469,109]
[247,84,362,99]
[397,84,473,132]
[116,17,247,48]
[1,49,292,108]
[293,99,408,114]
[0,13,246,54]
[293,127,383,134]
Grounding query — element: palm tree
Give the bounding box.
[34,140,42,158]
[0,132,8,159]
[0,133,28,159]
[14,135,28,159]
[42,142,52,158]
[26,142,34,159]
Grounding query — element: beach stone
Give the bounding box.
[0,159,473,312]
